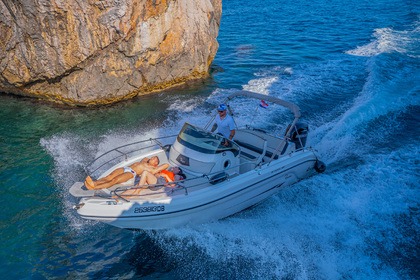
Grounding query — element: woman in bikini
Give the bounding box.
[84,156,169,190]
[121,167,186,197]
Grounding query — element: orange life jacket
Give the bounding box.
[160,170,175,182]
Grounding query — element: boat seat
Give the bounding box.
[234,130,268,173]
[92,150,169,186]
[240,149,258,160]
[236,140,280,160]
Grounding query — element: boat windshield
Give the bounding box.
[177,123,239,154]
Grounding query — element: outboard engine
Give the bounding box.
[288,123,309,150]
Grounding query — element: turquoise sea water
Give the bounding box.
[1,0,419,278]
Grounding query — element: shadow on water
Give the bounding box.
[109,230,267,279]
[34,213,182,279]
[109,232,178,278]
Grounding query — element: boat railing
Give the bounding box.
[85,134,177,179]
[111,159,268,201]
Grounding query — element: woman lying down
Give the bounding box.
[120,166,186,198]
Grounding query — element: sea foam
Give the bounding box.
[346,24,420,58]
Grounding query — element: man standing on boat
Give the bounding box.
[211,104,236,146]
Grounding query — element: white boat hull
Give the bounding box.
[76,150,317,229]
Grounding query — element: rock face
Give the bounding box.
[0,0,222,105]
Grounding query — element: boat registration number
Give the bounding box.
[134,206,165,213]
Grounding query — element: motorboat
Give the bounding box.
[70,90,326,229]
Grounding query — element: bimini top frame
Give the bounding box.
[224,90,301,139]
[225,90,301,118]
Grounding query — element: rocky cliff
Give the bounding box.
[0,0,221,105]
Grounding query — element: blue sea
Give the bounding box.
[1,0,419,278]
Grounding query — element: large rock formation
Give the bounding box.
[0,0,221,105]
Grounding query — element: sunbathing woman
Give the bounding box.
[84,156,169,190]
[121,167,186,197]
